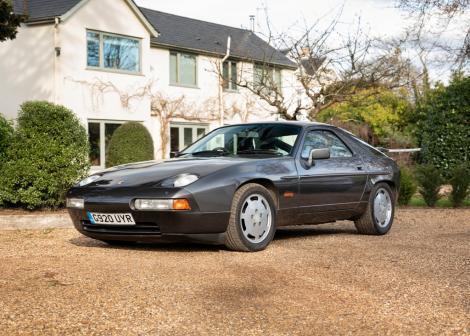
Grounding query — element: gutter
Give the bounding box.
[219,36,231,125]
[53,17,60,104]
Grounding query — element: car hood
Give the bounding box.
[83,157,248,188]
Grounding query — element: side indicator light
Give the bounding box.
[173,199,191,210]
[284,191,295,198]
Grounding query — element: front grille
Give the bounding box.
[82,221,161,235]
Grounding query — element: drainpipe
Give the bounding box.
[53,17,60,104]
[219,36,231,125]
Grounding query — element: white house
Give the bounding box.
[0,0,300,170]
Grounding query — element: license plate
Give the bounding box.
[87,212,136,225]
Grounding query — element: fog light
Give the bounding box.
[66,198,84,209]
[134,199,191,211]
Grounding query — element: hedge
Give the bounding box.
[0,101,89,209]
[419,74,469,178]
[0,114,13,161]
[398,168,417,205]
[106,122,154,167]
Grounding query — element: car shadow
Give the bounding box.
[69,223,358,251]
[274,224,357,240]
[68,236,223,252]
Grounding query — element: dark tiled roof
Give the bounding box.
[13,0,81,21]
[14,0,296,68]
[140,8,296,68]
[300,57,326,75]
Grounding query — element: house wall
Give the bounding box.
[0,0,300,166]
[0,24,55,120]
[57,0,154,131]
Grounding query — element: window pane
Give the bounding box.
[105,123,122,166]
[274,69,282,90]
[180,53,196,86]
[197,128,206,139]
[301,131,352,158]
[184,128,193,147]
[253,64,263,89]
[88,122,100,166]
[170,52,178,84]
[222,62,229,89]
[103,35,140,72]
[170,127,179,152]
[231,62,237,90]
[321,131,352,158]
[87,32,100,67]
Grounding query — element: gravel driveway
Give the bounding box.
[0,208,469,335]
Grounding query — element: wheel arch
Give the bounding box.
[237,178,279,209]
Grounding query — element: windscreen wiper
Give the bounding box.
[187,148,231,156]
[237,149,283,156]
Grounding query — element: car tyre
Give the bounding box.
[354,182,395,235]
[225,183,276,252]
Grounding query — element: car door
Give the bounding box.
[294,128,367,216]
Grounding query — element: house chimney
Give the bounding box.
[301,46,311,58]
[249,15,255,32]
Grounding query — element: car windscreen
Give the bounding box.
[181,124,302,157]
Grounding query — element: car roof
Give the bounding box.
[224,121,332,128]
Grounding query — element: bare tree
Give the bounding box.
[397,0,470,69]
[150,93,222,158]
[217,14,415,121]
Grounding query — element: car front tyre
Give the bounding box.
[225,183,276,252]
[354,182,395,235]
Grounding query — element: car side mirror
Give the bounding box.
[308,148,330,167]
[170,151,180,158]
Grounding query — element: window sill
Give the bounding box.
[169,83,200,89]
[223,89,239,94]
[86,67,144,77]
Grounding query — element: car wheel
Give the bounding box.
[225,183,276,252]
[354,182,395,235]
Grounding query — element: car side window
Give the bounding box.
[301,130,353,158]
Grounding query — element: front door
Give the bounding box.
[295,129,367,218]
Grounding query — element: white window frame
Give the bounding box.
[253,64,282,93]
[223,60,238,92]
[170,122,209,153]
[88,119,140,170]
[169,51,199,88]
[86,29,142,75]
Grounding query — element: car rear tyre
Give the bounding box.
[354,182,395,235]
[225,183,276,252]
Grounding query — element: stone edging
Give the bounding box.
[0,213,73,230]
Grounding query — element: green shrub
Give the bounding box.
[418,74,470,178]
[415,164,444,207]
[449,163,470,208]
[0,101,89,209]
[0,114,13,161]
[398,168,417,206]
[106,122,154,167]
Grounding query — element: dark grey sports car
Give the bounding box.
[66,122,400,252]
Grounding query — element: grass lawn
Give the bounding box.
[406,196,470,208]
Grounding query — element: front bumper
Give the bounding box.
[68,208,230,243]
[66,187,230,243]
